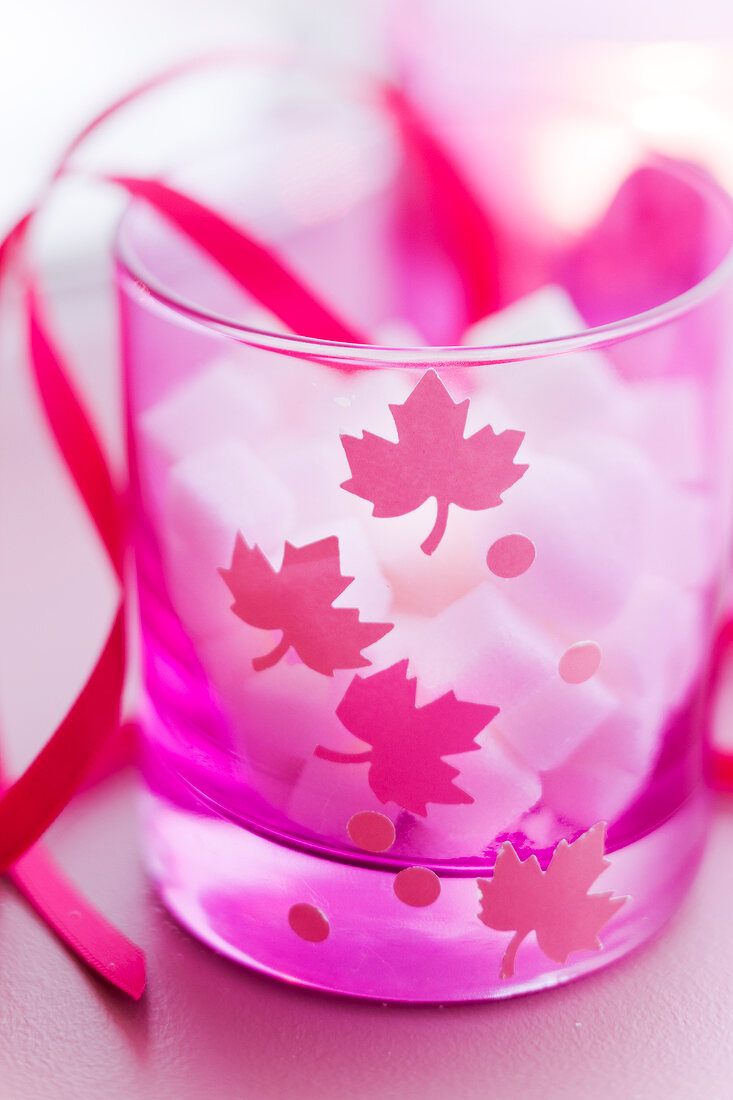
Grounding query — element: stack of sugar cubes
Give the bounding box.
[137,286,714,860]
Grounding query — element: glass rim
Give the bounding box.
[115,143,733,369]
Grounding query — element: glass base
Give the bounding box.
[144,786,708,1003]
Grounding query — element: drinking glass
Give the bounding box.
[117,56,733,1000]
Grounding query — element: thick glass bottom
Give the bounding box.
[144,785,708,1003]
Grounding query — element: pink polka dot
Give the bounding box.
[559,641,602,684]
[394,867,441,907]
[288,903,330,942]
[347,811,396,853]
[487,534,536,578]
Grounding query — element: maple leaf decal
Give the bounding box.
[314,660,498,814]
[340,370,528,555]
[219,534,393,676]
[477,824,627,980]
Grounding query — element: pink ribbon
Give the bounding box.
[0,223,140,996]
[111,176,366,344]
[4,824,146,1001]
[0,54,500,998]
[382,85,499,327]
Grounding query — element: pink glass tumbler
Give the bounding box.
[117,59,733,1001]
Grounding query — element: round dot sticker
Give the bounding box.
[347,811,396,853]
[559,641,602,684]
[487,534,536,579]
[394,867,441,907]
[288,903,330,942]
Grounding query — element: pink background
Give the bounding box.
[5,17,733,1097]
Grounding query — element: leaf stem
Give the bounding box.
[314,746,373,764]
[252,635,290,671]
[500,929,528,980]
[421,499,450,555]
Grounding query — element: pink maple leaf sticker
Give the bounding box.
[315,660,498,815]
[477,823,627,980]
[340,370,528,555]
[219,534,393,676]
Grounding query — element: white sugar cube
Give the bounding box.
[648,486,718,591]
[477,439,651,634]
[196,652,358,811]
[371,318,426,347]
[495,670,618,771]
[405,582,616,770]
[160,438,295,641]
[294,518,393,621]
[339,386,518,615]
[629,377,708,486]
[286,697,383,840]
[540,578,707,826]
[463,286,634,444]
[363,501,489,616]
[287,726,539,862]
[263,436,354,528]
[464,285,588,346]
[406,582,554,712]
[541,708,660,827]
[138,356,276,469]
[597,576,706,713]
[403,732,541,860]
[331,366,416,439]
[555,429,716,589]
